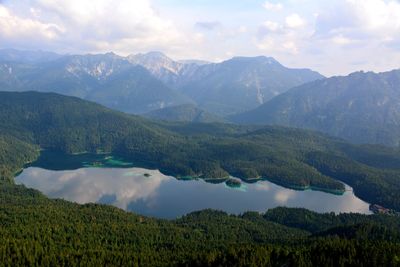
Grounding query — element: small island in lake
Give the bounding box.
[226,178,242,188]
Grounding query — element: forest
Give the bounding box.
[0,91,400,265]
[1,183,400,266]
[1,91,400,210]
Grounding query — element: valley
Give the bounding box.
[1,50,400,266]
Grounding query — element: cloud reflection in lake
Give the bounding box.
[16,167,372,218]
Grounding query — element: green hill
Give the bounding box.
[2,91,400,210]
[144,104,225,123]
[1,91,400,265]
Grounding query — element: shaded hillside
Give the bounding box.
[231,70,400,146]
[2,92,400,210]
[179,56,324,115]
[0,52,192,113]
[144,104,225,123]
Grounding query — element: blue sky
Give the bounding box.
[0,0,400,76]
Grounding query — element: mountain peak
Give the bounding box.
[226,56,281,66]
[128,51,171,61]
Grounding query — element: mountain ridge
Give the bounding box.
[230,69,400,146]
[0,48,324,115]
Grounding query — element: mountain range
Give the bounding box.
[231,70,400,146]
[2,49,400,147]
[0,49,323,115]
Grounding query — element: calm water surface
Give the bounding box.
[16,166,372,218]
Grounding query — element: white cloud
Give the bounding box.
[262,20,281,32]
[1,0,400,75]
[285,13,306,29]
[0,6,63,41]
[331,34,354,45]
[347,0,400,37]
[274,190,295,204]
[263,1,283,11]
[237,26,247,33]
[0,0,190,55]
[315,0,400,40]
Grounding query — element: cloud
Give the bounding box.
[285,13,306,29]
[195,21,222,31]
[263,1,283,11]
[331,34,354,45]
[314,0,400,40]
[0,6,63,43]
[1,0,400,75]
[274,190,295,204]
[0,0,188,55]
[260,20,281,33]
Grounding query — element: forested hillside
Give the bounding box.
[1,184,400,266]
[231,70,400,146]
[2,91,400,211]
[1,91,400,266]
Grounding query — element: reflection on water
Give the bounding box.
[16,167,372,218]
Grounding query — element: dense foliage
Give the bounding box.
[0,184,399,266]
[1,91,400,265]
[2,91,400,211]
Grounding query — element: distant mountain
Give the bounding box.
[178,56,324,116]
[0,49,61,63]
[178,59,210,65]
[231,70,400,146]
[0,52,192,113]
[144,104,225,123]
[127,53,324,116]
[0,49,323,116]
[127,52,202,88]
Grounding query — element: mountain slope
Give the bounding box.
[179,56,324,115]
[127,51,202,88]
[0,53,192,113]
[231,70,400,146]
[0,49,323,115]
[144,104,225,123]
[0,48,61,63]
[2,91,400,210]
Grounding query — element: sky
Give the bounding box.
[1,0,400,76]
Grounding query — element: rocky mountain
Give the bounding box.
[0,48,61,63]
[127,53,324,116]
[0,52,192,113]
[231,70,400,146]
[127,51,202,88]
[0,49,323,116]
[144,104,225,123]
[177,56,324,116]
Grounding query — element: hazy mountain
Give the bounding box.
[0,52,192,113]
[127,53,324,116]
[178,56,324,116]
[231,70,400,146]
[0,49,61,63]
[0,49,323,116]
[178,59,210,65]
[144,104,225,123]
[127,51,202,88]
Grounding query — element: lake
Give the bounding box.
[15,152,372,218]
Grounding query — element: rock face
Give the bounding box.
[177,56,324,116]
[0,49,323,115]
[0,52,192,114]
[127,52,324,116]
[231,70,400,146]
